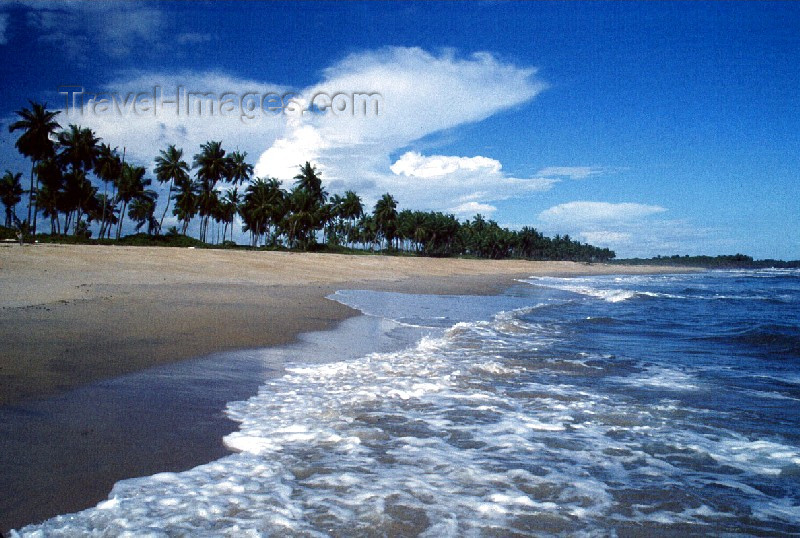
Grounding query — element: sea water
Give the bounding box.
[12,269,800,536]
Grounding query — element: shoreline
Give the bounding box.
[0,243,698,407]
[0,244,699,532]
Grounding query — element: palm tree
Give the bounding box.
[284,186,321,249]
[373,193,398,250]
[61,169,97,234]
[241,178,285,247]
[325,193,344,245]
[115,164,151,239]
[34,158,64,234]
[94,143,122,238]
[0,171,24,227]
[293,161,326,204]
[340,190,363,247]
[128,191,158,235]
[172,178,199,235]
[221,187,240,243]
[8,101,61,232]
[57,124,99,235]
[35,182,61,235]
[154,145,190,233]
[57,124,99,175]
[193,141,230,242]
[91,193,118,239]
[227,150,253,186]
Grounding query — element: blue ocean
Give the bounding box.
[13,269,800,536]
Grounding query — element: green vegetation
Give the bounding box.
[3,100,617,261]
[614,254,800,269]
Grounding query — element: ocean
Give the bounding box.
[12,269,800,536]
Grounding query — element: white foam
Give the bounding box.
[611,365,702,391]
[14,283,800,535]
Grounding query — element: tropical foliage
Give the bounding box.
[5,102,615,262]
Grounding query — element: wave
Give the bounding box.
[13,280,800,535]
[703,324,800,358]
[523,275,797,305]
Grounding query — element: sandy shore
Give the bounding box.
[0,243,699,531]
[0,243,696,406]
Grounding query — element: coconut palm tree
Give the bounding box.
[8,101,61,233]
[35,182,61,235]
[115,164,151,239]
[57,124,99,176]
[221,187,240,244]
[325,193,345,245]
[57,124,100,235]
[227,150,253,187]
[283,185,325,250]
[193,141,230,242]
[128,191,158,235]
[61,169,97,234]
[0,171,24,227]
[373,193,398,250]
[340,190,363,247]
[90,193,118,239]
[94,143,122,238]
[293,161,326,204]
[241,178,285,247]
[154,145,190,233]
[172,178,199,236]
[33,158,64,234]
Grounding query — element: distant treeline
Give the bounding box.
[2,100,616,262]
[615,254,800,269]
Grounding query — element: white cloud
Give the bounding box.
[25,2,164,59]
[255,47,548,210]
[62,71,289,171]
[538,201,667,225]
[449,201,497,217]
[579,230,632,244]
[24,47,549,229]
[391,152,502,178]
[0,13,9,45]
[536,166,605,180]
[383,151,554,213]
[536,201,722,257]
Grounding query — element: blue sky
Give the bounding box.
[0,1,798,258]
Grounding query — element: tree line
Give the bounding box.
[616,254,800,269]
[1,100,615,262]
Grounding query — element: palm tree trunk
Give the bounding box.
[159,181,173,233]
[27,161,34,225]
[117,201,127,240]
[100,180,109,239]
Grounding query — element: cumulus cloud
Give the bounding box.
[390,152,501,178]
[23,46,549,227]
[61,71,289,170]
[255,47,548,210]
[384,151,554,213]
[449,201,498,217]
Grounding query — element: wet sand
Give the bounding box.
[0,243,697,531]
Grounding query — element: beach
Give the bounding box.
[0,243,698,532]
[0,243,690,406]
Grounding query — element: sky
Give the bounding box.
[0,0,798,259]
